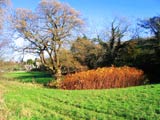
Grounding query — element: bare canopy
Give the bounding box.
[12,0,84,81]
[0,0,10,59]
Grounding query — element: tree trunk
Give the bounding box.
[55,66,62,82]
[47,66,62,88]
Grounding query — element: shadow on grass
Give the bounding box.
[7,71,54,84]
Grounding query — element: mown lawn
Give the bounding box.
[0,79,160,120]
[3,71,53,84]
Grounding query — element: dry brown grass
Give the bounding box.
[0,84,8,120]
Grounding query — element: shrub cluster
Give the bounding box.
[60,66,144,90]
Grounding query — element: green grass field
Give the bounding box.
[0,71,160,120]
[3,71,53,84]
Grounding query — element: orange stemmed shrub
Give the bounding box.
[60,66,144,90]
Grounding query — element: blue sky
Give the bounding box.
[12,0,160,18]
[11,0,160,61]
[12,0,160,28]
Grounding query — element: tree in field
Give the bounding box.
[139,16,160,39]
[12,0,84,81]
[96,18,129,67]
[0,0,10,30]
[59,48,83,74]
[0,41,7,59]
[71,36,102,69]
[0,0,10,60]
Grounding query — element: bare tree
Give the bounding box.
[96,18,129,66]
[12,0,84,81]
[0,0,10,30]
[0,0,10,59]
[139,16,160,39]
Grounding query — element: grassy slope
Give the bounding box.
[0,79,160,120]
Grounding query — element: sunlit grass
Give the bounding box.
[3,71,53,84]
[0,80,160,120]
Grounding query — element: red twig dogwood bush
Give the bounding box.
[60,66,144,90]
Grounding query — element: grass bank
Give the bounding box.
[0,80,159,120]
